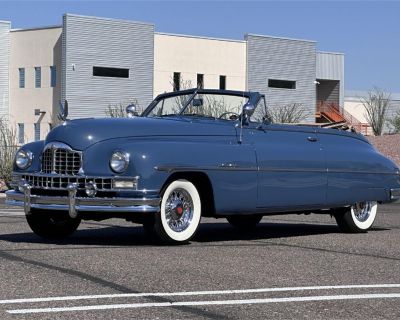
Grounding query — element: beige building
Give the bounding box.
[154,33,246,96]
[9,26,62,144]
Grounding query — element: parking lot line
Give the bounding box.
[1,283,400,305]
[7,293,400,314]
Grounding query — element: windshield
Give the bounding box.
[145,92,249,120]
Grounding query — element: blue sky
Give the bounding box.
[1,1,399,92]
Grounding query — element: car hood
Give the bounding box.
[45,117,237,150]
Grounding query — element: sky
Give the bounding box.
[1,0,400,93]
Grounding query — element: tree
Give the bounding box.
[362,87,391,136]
[0,119,19,189]
[268,103,310,124]
[388,109,400,134]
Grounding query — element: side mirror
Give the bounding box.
[126,104,139,118]
[242,102,256,118]
[58,100,69,121]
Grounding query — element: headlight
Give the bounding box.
[110,151,130,173]
[15,149,33,169]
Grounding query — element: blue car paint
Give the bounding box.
[13,89,400,216]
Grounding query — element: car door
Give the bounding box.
[244,123,327,210]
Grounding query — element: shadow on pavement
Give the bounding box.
[0,221,390,247]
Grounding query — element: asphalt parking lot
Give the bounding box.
[0,197,399,320]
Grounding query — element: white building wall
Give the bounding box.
[9,27,62,143]
[154,33,246,96]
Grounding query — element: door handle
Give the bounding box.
[307,136,318,142]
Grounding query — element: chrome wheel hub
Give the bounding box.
[353,202,372,222]
[165,188,193,232]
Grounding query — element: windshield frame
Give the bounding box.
[141,89,262,120]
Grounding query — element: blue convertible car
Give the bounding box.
[6,89,400,243]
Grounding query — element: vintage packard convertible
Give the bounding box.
[6,89,400,243]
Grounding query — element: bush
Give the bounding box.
[0,119,18,189]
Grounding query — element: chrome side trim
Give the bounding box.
[155,165,399,176]
[5,190,160,213]
[155,165,257,173]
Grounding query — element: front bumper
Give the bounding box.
[6,187,160,217]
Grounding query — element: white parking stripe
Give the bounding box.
[7,293,400,314]
[1,284,400,305]
[0,212,24,216]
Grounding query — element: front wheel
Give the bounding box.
[334,201,378,233]
[154,179,202,244]
[26,210,81,240]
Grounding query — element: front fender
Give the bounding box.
[84,136,258,212]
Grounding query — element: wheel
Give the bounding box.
[227,215,262,230]
[26,209,81,240]
[334,201,378,233]
[154,179,201,244]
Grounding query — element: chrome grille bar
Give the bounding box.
[42,142,82,175]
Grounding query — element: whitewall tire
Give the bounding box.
[334,201,378,233]
[155,179,201,243]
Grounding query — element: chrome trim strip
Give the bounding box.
[155,165,399,176]
[155,165,257,172]
[5,191,160,213]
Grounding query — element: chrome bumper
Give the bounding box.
[6,188,160,217]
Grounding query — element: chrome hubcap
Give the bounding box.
[165,188,193,232]
[353,202,372,222]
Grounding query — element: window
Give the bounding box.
[219,75,226,90]
[173,72,180,91]
[34,123,40,141]
[18,123,24,144]
[268,79,296,89]
[197,74,204,89]
[19,68,25,88]
[50,66,56,87]
[35,67,41,88]
[93,66,129,78]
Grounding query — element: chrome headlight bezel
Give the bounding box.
[109,151,130,173]
[15,149,33,169]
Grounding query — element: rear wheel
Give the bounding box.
[334,201,377,233]
[26,209,81,240]
[227,215,262,230]
[154,179,202,244]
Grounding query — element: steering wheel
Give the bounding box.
[218,112,239,120]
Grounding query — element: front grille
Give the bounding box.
[42,147,81,175]
[20,174,113,191]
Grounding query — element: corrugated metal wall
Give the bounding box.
[62,14,154,119]
[316,52,344,106]
[246,34,316,122]
[317,80,340,104]
[0,21,10,120]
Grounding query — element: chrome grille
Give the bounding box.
[20,174,112,190]
[42,144,82,175]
